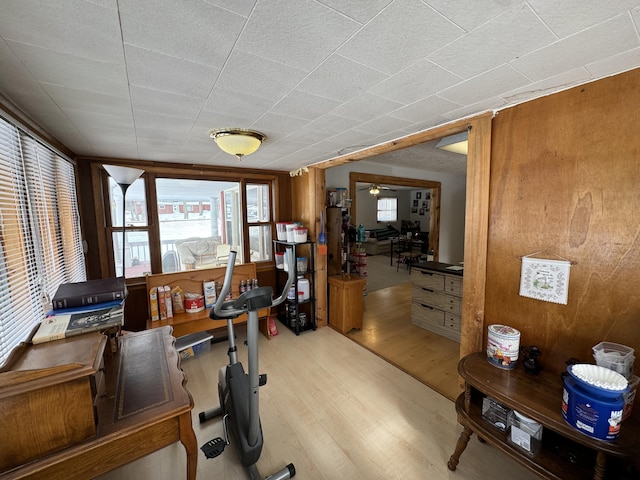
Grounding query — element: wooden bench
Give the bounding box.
[145,263,271,338]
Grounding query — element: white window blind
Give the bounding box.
[377,197,398,222]
[0,116,86,364]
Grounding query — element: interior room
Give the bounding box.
[1,2,639,479]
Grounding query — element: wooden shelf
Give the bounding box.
[449,352,640,479]
[145,263,269,338]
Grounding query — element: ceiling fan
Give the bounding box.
[359,184,396,195]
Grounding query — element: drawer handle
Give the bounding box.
[420,271,434,276]
[421,287,434,293]
[420,303,434,310]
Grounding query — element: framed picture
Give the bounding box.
[411,207,418,213]
[416,192,422,199]
[419,208,425,215]
[413,199,418,207]
[422,200,428,207]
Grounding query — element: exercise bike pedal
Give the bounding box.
[200,437,226,459]
[259,373,267,386]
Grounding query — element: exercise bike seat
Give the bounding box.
[209,286,274,320]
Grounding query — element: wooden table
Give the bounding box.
[448,352,639,480]
[1,327,197,480]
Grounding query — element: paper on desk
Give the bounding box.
[446,265,464,271]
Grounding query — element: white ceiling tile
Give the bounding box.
[317,0,393,23]
[356,115,413,136]
[0,39,45,95]
[369,59,462,104]
[130,86,205,118]
[331,93,404,122]
[270,90,341,120]
[63,108,134,133]
[501,67,594,105]
[390,95,463,123]
[125,45,220,98]
[440,96,505,121]
[338,0,464,75]
[528,0,640,38]
[134,112,194,143]
[203,87,274,123]
[41,84,131,117]
[585,47,640,78]
[439,65,530,105]
[0,0,122,62]
[214,50,307,102]
[252,112,311,134]
[428,3,557,79]
[118,0,245,67]
[5,41,129,97]
[511,14,640,81]
[236,0,361,71]
[206,0,257,17]
[427,0,520,32]
[297,54,389,102]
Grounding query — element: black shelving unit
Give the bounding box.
[273,240,316,335]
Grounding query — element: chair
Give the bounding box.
[396,236,422,272]
[215,244,231,265]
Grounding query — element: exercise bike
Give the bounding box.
[200,248,296,480]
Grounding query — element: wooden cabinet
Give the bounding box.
[328,275,366,334]
[449,352,640,479]
[0,333,107,472]
[410,262,463,342]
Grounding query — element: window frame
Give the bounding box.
[99,167,278,279]
[377,196,398,223]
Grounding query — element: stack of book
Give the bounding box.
[32,278,127,345]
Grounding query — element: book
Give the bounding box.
[32,305,124,344]
[52,277,127,310]
[45,299,124,317]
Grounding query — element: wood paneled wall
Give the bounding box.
[485,68,640,377]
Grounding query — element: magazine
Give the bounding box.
[32,305,124,344]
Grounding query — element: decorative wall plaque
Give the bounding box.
[519,256,571,305]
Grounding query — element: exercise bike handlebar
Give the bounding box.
[212,248,296,319]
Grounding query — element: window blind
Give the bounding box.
[0,116,86,364]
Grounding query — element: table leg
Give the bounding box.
[389,239,394,266]
[593,451,607,480]
[447,426,473,471]
[179,412,198,480]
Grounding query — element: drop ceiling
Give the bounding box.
[1,1,639,175]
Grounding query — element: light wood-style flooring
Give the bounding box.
[348,282,463,401]
[98,323,538,480]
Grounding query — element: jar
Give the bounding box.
[275,252,285,269]
[297,277,310,300]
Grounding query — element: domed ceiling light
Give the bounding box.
[210,128,266,160]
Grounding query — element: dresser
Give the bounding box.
[410,262,463,342]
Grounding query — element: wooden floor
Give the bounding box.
[97,324,538,480]
[348,282,463,401]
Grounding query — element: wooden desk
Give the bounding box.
[448,352,639,480]
[1,327,197,480]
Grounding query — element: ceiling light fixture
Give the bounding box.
[210,128,266,160]
[369,185,380,195]
[435,132,468,155]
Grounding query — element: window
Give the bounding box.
[0,116,85,364]
[246,183,273,262]
[107,176,148,278]
[377,197,398,222]
[156,178,243,272]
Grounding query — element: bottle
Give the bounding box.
[240,279,246,294]
[358,224,365,243]
[253,278,259,289]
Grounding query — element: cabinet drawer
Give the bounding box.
[411,269,444,291]
[411,301,445,328]
[444,313,461,331]
[413,286,462,314]
[445,276,462,296]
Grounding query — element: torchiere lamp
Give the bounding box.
[103,165,144,278]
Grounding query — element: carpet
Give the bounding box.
[364,254,413,293]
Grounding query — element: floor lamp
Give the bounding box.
[103,165,144,278]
